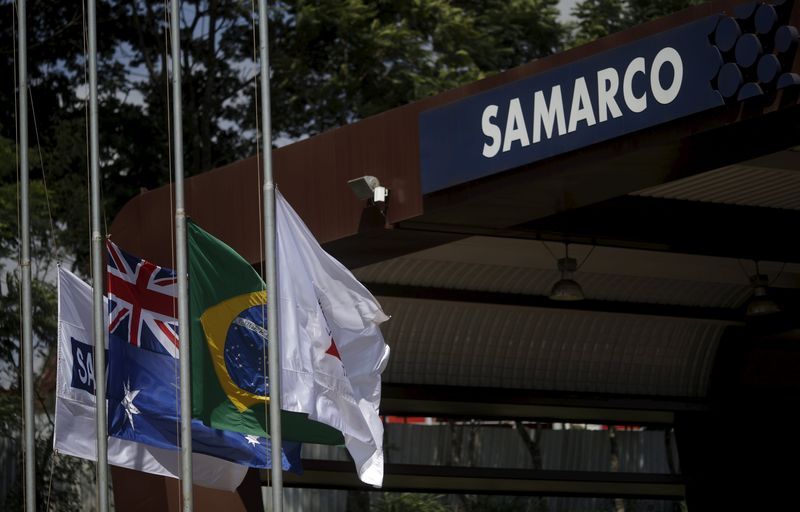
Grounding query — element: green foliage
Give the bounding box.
[0,2,565,508]
[455,495,543,511]
[369,493,548,512]
[0,272,57,384]
[0,409,92,511]
[0,151,62,508]
[627,0,705,25]
[0,261,80,510]
[371,492,448,512]
[571,0,628,47]
[0,120,67,509]
[570,0,705,47]
[0,0,706,277]
[0,0,568,277]
[0,179,61,277]
[270,0,565,138]
[0,134,17,253]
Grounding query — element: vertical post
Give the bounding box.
[83,0,111,508]
[86,0,109,510]
[17,1,36,510]
[257,1,283,510]
[169,1,193,510]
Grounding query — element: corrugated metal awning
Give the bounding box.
[379,298,727,397]
[631,163,800,210]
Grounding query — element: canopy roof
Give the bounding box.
[111,0,800,502]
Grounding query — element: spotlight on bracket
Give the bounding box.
[347,175,389,204]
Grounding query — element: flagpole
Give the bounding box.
[257,1,284,509]
[169,0,194,510]
[86,0,109,510]
[17,1,36,510]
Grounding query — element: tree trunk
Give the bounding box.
[200,0,217,172]
[515,421,548,512]
[609,426,625,512]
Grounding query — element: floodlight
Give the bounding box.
[347,175,389,204]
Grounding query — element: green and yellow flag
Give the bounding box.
[188,219,343,444]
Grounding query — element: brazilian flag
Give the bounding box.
[188,219,343,444]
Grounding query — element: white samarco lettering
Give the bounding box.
[481,47,683,158]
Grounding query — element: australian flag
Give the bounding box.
[107,337,302,471]
[105,241,302,473]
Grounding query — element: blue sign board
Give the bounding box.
[419,16,726,194]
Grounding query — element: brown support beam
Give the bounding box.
[275,461,686,500]
[381,383,707,426]
[366,282,744,322]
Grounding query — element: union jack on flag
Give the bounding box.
[107,240,180,358]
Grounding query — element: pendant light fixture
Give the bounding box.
[745,272,781,317]
[549,243,585,301]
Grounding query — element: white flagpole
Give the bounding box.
[86,0,109,509]
[257,1,283,509]
[169,0,193,510]
[16,1,36,510]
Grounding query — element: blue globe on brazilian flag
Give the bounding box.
[187,220,343,445]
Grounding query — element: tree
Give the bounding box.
[0,130,89,510]
[627,0,705,25]
[0,3,96,499]
[0,2,568,507]
[371,493,447,512]
[0,130,61,378]
[269,0,565,138]
[0,0,124,273]
[570,0,705,47]
[571,0,628,47]
[3,0,568,274]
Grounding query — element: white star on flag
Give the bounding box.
[244,434,260,446]
[122,378,141,431]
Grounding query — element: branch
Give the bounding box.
[514,420,543,470]
[0,12,81,55]
[131,2,158,82]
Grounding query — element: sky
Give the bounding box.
[558,0,579,22]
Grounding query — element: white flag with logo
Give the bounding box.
[276,190,391,487]
[54,267,248,491]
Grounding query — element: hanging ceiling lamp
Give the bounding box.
[549,244,585,301]
[746,273,781,317]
